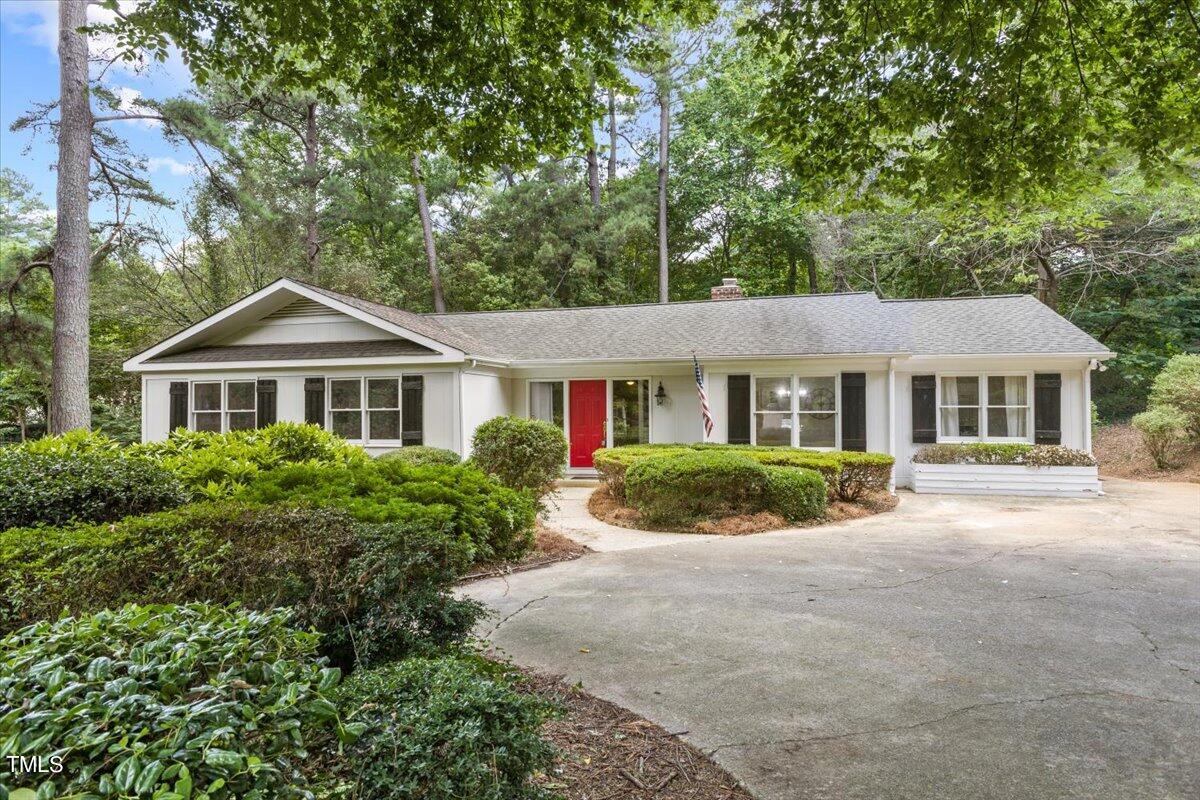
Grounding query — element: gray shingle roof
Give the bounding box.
[147,339,435,363]
[885,295,1109,356]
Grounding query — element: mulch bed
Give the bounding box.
[588,483,897,535]
[461,523,591,582]
[522,670,753,800]
[1093,422,1200,483]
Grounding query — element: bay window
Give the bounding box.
[938,373,1032,441]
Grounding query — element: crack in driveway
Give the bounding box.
[705,690,1200,756]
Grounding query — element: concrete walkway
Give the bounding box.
[464,479,1200,800]
[543,485,708,551]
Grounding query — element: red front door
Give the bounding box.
[569,380,607,468]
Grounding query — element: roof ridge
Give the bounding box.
[427,291,878,317]
[881,294,1029,303]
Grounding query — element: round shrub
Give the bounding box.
[625,451,768,524]
[0,448,186,530]
[470,415,567,496]
[0,503,483,666]
[325,655,555,800]
[1148,354,1200,438]
[1132,406,1190,469]
[378,445,461,466]
[0,604,344,799]
[833,452,895,501]
[764,466,828,522]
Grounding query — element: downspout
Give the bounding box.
[887,357,896,492]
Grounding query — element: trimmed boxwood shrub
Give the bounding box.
[912,443,1096,467]
[594,443,893,501]
[470,415,568,496]
[0,503,482,666]
[626,451,768,524]
[321,655,555,800]
[236,459,536,564]
[378,445,461,466]
[764,466,828,522]
[0,604,346,799]
[134,422,369,499]
[0,448,186,530]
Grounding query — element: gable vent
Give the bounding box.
[262,298,333,320]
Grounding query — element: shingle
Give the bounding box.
[146,339,435,363]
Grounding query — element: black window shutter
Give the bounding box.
[169,381,188,431]
[727,375,751,445]
[401,375,424,446]
[304,378,325,427]
[841,372,867,451]
[1034,373,1062,444]
[256,379,277,427]
[912,375,937,443]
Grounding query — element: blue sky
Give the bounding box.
[1,0,200,242]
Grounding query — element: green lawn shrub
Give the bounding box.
[236,459,535,563]
[0,503,482,666]
[1148,354,1200,438]
[594,444,894,501]
[763,466,828,522]
[0,448,186,530]
[134,422,368,499]
[377,445,461,466]
[625,451,768,524]
[320,655,555,800]
[18,428,122,455]
[912,443,1096,467]
[0,604,346,799]
[470,415,568,497]
[1132,406,1190,469]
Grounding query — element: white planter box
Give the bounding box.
[911,463,1102,497]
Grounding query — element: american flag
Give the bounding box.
[693,354,714,437]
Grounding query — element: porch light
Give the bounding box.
[655,382,668,405]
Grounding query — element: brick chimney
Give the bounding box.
[710,277,745,300]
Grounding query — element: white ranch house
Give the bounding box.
[124,277,1114,492]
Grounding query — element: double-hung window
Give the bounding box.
[192,382,222,432]
[190,380,256,432]
[327,376,425,444]
[938,373,1031,441]
[225,381,257,431]
[795,376,837,447]
[754,377,793,446]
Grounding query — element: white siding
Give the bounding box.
[215,312,394,346]
[460,370,511,457]
[652,373,703,444]
[423,371,456,451]
[143,377,174,441]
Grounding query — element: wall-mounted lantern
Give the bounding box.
[655,382,668,406]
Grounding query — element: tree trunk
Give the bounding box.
[785,251,798,295]
[656,73,670,303]
[586,144,601,209]
[304,101,320,274]
[1034,237,1059,309]
[607,88,618,185]
[411,153,446,313]
[806,253,819,294]
[51,0,92,434]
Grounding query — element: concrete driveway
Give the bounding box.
[462,479,1200,800]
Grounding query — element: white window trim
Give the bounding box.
[935,371,1034,444]
[749,374,841,450]
[365,377,403,443]
[189,379,258,433]
[608,377,652,448]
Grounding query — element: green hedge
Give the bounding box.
[470,415,568,496]
[764,465,828,522]
[0,503,482,666]
[237,460,535,564]
[0,604,346,799]
[0,448,186,530]
[912,443,1096,467]
[319,656,556,800]
[377,445,462,466]
[626,451,770,524]
[595,444,894,502]
[134,422,369,499]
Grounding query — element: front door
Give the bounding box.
[569,380,607,468]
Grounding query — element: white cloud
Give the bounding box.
[147,156,195,176]
[110,85,160,127]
